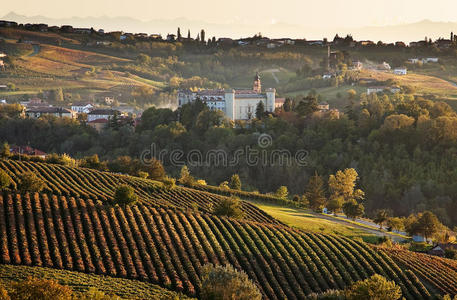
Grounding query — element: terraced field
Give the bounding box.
[0,264,190,299]
[0,160,277,224]
[0,192,430,299]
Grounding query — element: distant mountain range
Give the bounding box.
[2,11,456,42]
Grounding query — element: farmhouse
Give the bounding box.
[10,145,47,158]
[178,73,276,120]
[367,86,401,95]
[26,107,76,119]
[394,68,407,75]
[428,243,457,257]
[88,118,109,132]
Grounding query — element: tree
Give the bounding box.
[229,174,241,190]
[374,209,390,230]
[327,197,343,214]
[347,89,357,100]
[255,101,265,119]
[346,274,402,300]
[213,196,244,219]
[179,165,194,185]
[199,264,261,300]
[0,142,10,159]
[51,88,64,102]
[387,217,405,232]
[343,199,364,220]
[0,170,11,190]
[328,168,363,203]
[200,29,206,43]
[416,211,442,241]
[187,29,191,39]
[18,172,45,194]
[113,185,137,206]
[10,277,73,300]
[219,181,229,190]
[275,186,288,199]
[177,27,182,41]
[283,98,292,112]
[305,172,327,212]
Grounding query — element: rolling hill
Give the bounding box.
[0,160,278,224]
[0,191,430,299]
[0,160,455,298]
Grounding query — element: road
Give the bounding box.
[29,44,41,57]
[315,212,407,243]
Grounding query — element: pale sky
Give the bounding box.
[2,0,457,28]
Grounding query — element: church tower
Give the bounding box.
[253,72,261,93]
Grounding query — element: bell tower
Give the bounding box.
[253,72,261,93]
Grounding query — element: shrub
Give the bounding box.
[345,274,402,300]
[18,172,45,193]
[199,264,261,300]
[229,174,241,190]
[213,196,244,219]
[445,249,457,260]
[78,288,121,300]
[0,170,12,190]
[0,284,8,300]
[137,171,149,179]
[9,277,73,300]
[162,176,176,189]
[275,186,288,199]
[112,185,137,206]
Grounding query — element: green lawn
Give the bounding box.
[247,200,380,243]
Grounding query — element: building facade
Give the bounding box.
[177,74,276,120]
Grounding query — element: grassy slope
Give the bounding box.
[245,200,395,243]
[0,264,191,299]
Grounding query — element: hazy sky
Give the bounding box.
[2,0,457,28]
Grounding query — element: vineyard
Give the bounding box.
[0,160,278,224]
[0,264,191,299]
[0,192,432,299]
[380,247,457,296]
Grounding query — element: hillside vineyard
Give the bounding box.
[0,160,278,224]
[0,192,430,299]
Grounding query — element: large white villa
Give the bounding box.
[177,74,280,120]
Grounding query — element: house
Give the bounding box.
[10,145,46,159]
[60,25,74,33]
[317,102,330,111]
[166,34,176,42]
[424,57,439,63]
[428,243,457,257]
[352,61,363,70]
[408,58,420,64]
[104,97,115,105]
[395,41,406,47]
[0,85,7,90]
[71,102,95,114]
[26,107,76,119]
[322,74,332,79]
[394,68,407,75]
[20,97,48,107]
[88,118,109,132]
[74,28,92,34]
[275,98,286,109]
[379,62,391,70]
[367,86,401,95]
[87,109,121,122]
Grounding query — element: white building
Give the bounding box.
[71,102,95,114]
[394,68,407,75]
[87,109,121,122]
[367,86,401,95]
[178,74,276,120]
